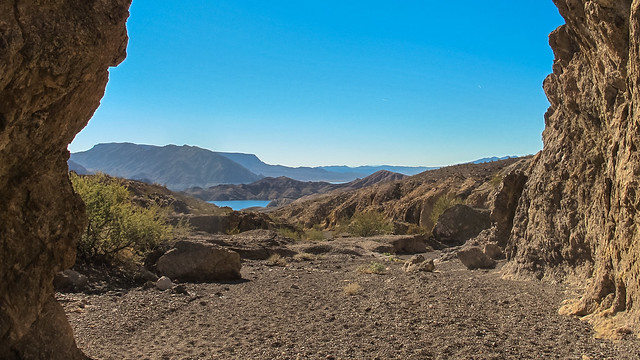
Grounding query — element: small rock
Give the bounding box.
[457,247,496,270]
[156,276,173,291]
[172,284,189,295]
[483,243,504,260]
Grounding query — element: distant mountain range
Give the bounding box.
[470,156,518,164]
[69,143,431,190]
[185,170,407,201]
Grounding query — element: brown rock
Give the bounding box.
[432,205,491,247]
[457,247,496,270]
[483,243,504,260]
[0,0,131,358]
[157,240,242,281]
[504,0,640,335]
[402,255,435,272]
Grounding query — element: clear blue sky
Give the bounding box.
[69,1,565,167]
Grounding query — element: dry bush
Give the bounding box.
[343,283,362,296]
[267,253,288,266]
[293,253,315,262]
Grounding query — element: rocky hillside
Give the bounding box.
[184,170,406,201]
[273,157,529,230]
[504,0,640,337]
[0,0,132,358]
[71,143,263,190]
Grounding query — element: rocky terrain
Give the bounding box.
[184,170,406,202]
[4,0,640,359]
[273,157,529,230]
[59,238,640,360]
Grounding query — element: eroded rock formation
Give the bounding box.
[0,0,131,358]
[504,0,640,335]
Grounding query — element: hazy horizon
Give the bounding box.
[69,1,564,167]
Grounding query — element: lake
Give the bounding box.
[207,200,271,210]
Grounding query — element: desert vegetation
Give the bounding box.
[70,173,184,265]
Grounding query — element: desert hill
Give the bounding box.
[273,157,529,229]
[70,143,432,190]
[184,170,406,201]
[71,143,262,190]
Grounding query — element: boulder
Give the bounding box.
[364,235,428,254]
[402,255,435,272]
[53,270,89,291]
[432,205,491,246]
[156,276,174,291]
[457,247,496,270]
[157,240,242,281]
[483,243,504,260]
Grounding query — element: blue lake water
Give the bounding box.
[207,200,271,210]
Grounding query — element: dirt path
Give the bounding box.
[61,252,640,359]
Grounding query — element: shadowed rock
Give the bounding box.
[0,0,131,358]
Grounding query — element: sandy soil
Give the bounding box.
[60,251,640,360]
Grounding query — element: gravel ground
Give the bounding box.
[61,252,640,360]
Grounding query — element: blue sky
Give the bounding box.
[69,1,565,167]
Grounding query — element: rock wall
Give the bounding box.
[0,0,131,358]
[505,0,640,335]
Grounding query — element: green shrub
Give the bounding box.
[276,227,301,240]
[429,193,464,227]
[70,173,176,263]
[348,211,393,237]
[357,262,387,274]
[489,173,503,188]
[304,227,325,241]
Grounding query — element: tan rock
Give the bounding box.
[157,240,242,281]
[0,0,131,357]
[403,255,435,272]
[457,247,496,270]
[483,243,504,260]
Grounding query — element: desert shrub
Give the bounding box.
[406,223,428,235]
[348,211,393,237]
[429,193,464,227]
[343,283,362,296]
[357,261,387,274]
[304,226,325,241]
[267,253,287,266]
[70,173,176,263]
[277,227,301,240]
[489,172,503,188]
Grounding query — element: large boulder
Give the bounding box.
[457,247,496,270]
[432,205,491,246]
[157,240,242,281]
[0,1,131,358]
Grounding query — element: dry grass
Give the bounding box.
[343,283,362,296]
[266,253,288,267]
[293,252,315,262]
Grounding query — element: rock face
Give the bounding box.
[504,0,640,335]
[157,240,242,281]
[432,205,491,246]
[0,0,131,358]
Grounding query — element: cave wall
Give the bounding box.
[0,0,131,358]
[505,0,640,334]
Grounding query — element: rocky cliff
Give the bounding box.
[0,0,131,358]
[504,0,640,336]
